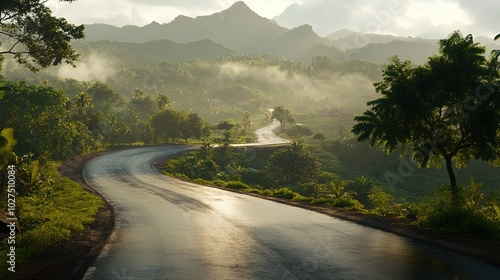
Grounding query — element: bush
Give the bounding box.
[331,196,365,211]
[419,205,500,237]
[272,188,301,199]
[226,181,250,190]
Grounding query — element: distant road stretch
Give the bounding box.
[82,121,500,280]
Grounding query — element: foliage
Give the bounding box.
[353,32,500,203]
[0,0,85,71]
[150,109,205,143]
[417,182,500,237]
[272,187,301,199]
[265,141,320,184]
[0,164,103,272]
[272,106,295,128]
[285,124,314,138]
[0,82,87,159]
[226,181,250,190]
[0,128,16,167]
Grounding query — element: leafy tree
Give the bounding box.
[272,106,295,128]
[87,82,122,113]
[150,109,204,143]
[0,128,16,168]
[313,133,326,146]
[185,113,204,140]
[99,113,130,146]
[352,32,500,203]
[0,0,85,71]
[0,82,83,159]
[150,109,185,142]
[241,111,253,129]
[74,91,93,118]
[266,141,320,184]
[129,91,158,121]
[286,124,313,138]
[156,94,171,110]
[215,120,236,131]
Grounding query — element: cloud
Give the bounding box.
[455,0,500,38]
[274,0,489,38]
[217,62,376,109]
[54,53,117,82]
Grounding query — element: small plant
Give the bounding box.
[226,181,250,190]
[272,188,301,199]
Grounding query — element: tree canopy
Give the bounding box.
[352,32,500,202]
[266,141,320,184]
[272,106,295,128]
[0,81,88,159]
[0,0,85,71]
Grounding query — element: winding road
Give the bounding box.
[82,121,500,280]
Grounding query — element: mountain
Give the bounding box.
[266,24,332,57]
[74,39,236,67]
[327,30,418,50]
[348,40,439,64]
[83,1,289,54]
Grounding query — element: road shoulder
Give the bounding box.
[12,152,114,280]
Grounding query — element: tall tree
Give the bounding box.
[0,0,85,71]
[0,82,83,158]
[156,94,171,111]
[272,106,295,128]
[74,91,93,118]
[266,141,320,184]
[352,32,500,203]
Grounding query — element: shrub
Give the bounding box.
[226,181,250,190]
[331,196,365,211]
[272,188,301,199]
[419,205,500,237]
[310,198,334,205]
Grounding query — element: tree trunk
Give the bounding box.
[445,156,459,204]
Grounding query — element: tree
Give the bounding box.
[150,109,200,143]
[266,141,320,184]
[272,106,295,128]
[87,82,122,113]
[215,120,236,131]
[352,32,500,203]
[313,133,326,146]
[184,113,204,141]
[0,128,16,168]
[0,0,85,71]
[74,91,93,118]
[129,90,158,121]
[0,82,84,159]
[286,124,313,138]
[156,94,171,111]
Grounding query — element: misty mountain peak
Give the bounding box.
[218,1,259,19]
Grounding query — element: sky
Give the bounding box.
[46,0,499,39]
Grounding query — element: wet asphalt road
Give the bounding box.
[82,122,500,280]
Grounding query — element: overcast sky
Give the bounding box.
[47,0,499,39]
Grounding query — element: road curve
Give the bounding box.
[82,122,500,280]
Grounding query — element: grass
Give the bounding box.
[0,163,103,275]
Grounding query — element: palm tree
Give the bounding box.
[156,94,171,110]
[74,91,92,118]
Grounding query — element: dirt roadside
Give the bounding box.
[12,150,500,279]
[10,152,114,280]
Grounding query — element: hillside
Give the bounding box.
[74,39,236,67]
